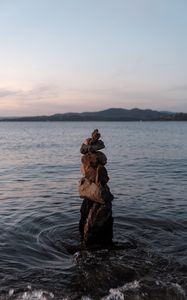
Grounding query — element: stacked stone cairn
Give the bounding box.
[79,129,114,246]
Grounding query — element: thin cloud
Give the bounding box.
[166,85,187,92]
[0,82,187,116]
[0,88,20,97]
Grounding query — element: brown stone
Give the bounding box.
[83,138,92,145]
[91,129,101,141]
[81,163,93,177]
[82,164,109,185]
[80,163,85,175]
[81,153,98,168]
[79,178,105,204]
[85,166,97,183]
[79,178,113,204]
[81,152,107,174]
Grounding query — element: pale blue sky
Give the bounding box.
[0,0,187,116]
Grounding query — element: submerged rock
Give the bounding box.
[83,201,113,245]
[79,199,113,245]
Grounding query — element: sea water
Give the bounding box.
[0,122,186,299]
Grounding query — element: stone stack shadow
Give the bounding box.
[79,129,114,246]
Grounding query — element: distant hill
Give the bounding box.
[0,108,187,121]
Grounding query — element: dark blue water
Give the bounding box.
[0,122,186,300]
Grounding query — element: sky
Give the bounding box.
[0,0,187,116]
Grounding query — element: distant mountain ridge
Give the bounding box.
[1,108,187,121]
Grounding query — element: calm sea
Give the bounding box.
[0,122,186,300]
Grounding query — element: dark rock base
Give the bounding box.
[79,199,113,246]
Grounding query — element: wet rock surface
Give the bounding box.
[79,129,114,245]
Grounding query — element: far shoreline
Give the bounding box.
[0,108,187,122]
[1,120,187,123]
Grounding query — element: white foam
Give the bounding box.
[15,290,54,300]
[101,280,140,300]
[73,251,81,263]
[9,289,14,296]
[119,280,140,292]
[102,289,124,300]
[171,283,186,297]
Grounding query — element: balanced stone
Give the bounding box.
[81,153,99,168]
[81,151,107,172]
[84,166,97,183]
[95,165,109,186]
[79,129,114,246]
[79,178,113,204]
[91,129,101,141]
[95,151,107,165]
[80,139,105,154]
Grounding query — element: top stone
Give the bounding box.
[91,129,101,141]
[80,129,105,154]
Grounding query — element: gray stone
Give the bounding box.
[80,140,105,154]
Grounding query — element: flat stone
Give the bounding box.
[80,140,105,154]
[79,178,114,204]
[89,139,105,152]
